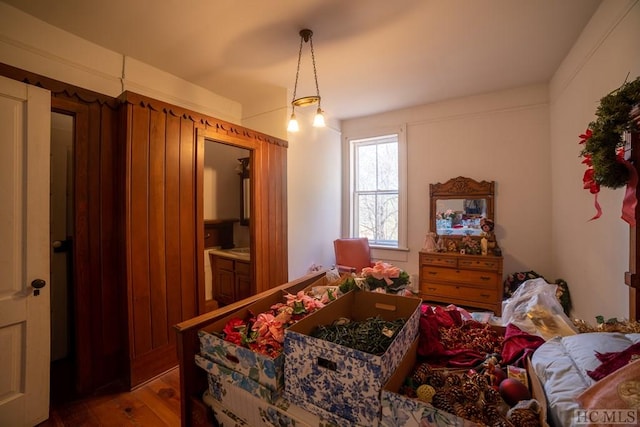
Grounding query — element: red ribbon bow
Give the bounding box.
[579,128,637,226]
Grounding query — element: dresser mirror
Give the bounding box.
[430,176,494,238]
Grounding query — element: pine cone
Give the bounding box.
[453,402,466,418]
[462,382,480,401]
[426,370,446,388]
[432,391,455,414]
[483,404,501,420]
[411,363,432,386]
[445,373,462,387]
[447,385,465,403]
[463,403,483,423]
[508,408,540,427]
[483,387,501,404]
[474,373,490,389]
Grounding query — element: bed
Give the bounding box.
[531,332,640,427]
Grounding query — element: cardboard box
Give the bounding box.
[198,275,332,392]
[201,374,341,427]
[284,291,421,426]
[195,354,281,404]
[380,339,550,427]
[203,391,250,426]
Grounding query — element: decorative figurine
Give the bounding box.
[480,218,501,256]
[422,232,438,252]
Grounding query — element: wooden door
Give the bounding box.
[0,76,51,425]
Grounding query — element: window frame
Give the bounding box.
[342,124,407,250]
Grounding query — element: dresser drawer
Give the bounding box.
[458,257,500,271]
[420,254,457,267]
[421,282,498,302]
[421,266,499,286]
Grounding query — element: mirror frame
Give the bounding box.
[430,176,495,240]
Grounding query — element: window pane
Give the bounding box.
[357,194,376,239]
[377,143,398,190]
[356,144,376,191]
[356,193,398,245]
[376,194,398,244]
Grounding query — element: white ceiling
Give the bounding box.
[3,0,602,122]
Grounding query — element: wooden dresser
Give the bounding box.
[419,251,503,315]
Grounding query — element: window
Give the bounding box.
[346,126,407,249]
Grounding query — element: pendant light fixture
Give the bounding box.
[288,29,325,132]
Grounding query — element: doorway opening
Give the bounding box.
[49,111,76,405]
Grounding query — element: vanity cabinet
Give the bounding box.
[209,253,251,306]
[419,251,503,315]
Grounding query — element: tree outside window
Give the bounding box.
[352,134,399,247]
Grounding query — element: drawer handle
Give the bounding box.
[427,287,436,291]
[205,233,211,239]
[480,293,491,298]
[428,271,438,276]
[480,276,491,281]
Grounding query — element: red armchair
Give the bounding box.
[333,237,375,274]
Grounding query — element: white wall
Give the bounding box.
[342,85,552,284]
[550,0,640,321]
[286,110,342,278]
[0,2,242,123]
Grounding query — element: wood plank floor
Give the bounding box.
[38,368,182,427]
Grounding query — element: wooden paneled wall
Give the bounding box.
[119,92,289,387]
[0,63,290,392]
[0,63,127,394]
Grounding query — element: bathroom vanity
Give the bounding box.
[208,248,251,306]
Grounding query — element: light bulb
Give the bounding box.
[287,113,299,132]
[313,108,325,127]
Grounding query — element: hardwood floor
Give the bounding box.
[38,367,182,427]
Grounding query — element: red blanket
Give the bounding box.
[501,323,545,368]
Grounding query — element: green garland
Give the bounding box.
[580,76,640,189]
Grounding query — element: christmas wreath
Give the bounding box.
[579,76,640,224]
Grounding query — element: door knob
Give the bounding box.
[31,278,46,296]
[52,239,71,253]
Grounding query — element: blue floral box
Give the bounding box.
[284,291,421,426]
[195,354,281,404]
[198,276,327,392]
[201,370,341,427]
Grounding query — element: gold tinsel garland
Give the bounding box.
[573,317,640,334]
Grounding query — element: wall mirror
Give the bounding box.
[430,176,494,238]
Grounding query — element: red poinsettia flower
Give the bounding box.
[578,128,592,144]
[222,318,246,345]
[581,154,593,166]
[223,318,246,334]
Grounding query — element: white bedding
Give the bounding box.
[531,332,640,427]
